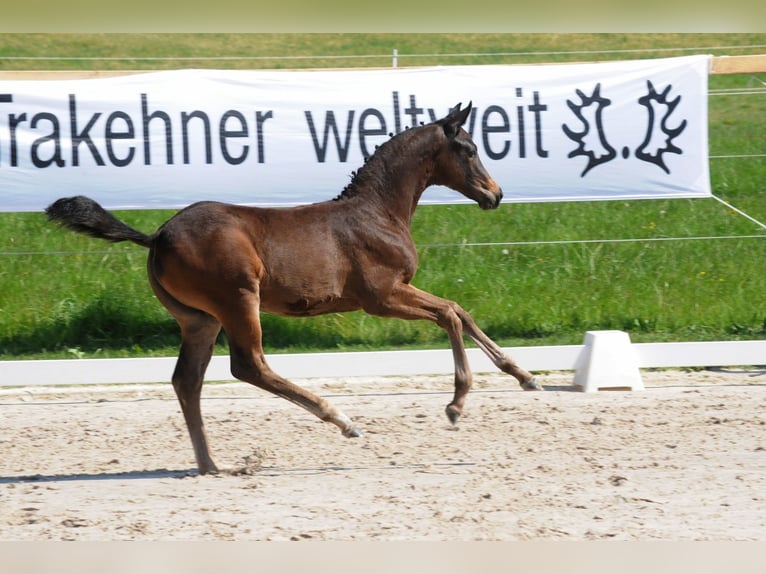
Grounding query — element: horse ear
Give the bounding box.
[441,102,473,139]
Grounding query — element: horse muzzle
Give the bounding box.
[479,187,503,210]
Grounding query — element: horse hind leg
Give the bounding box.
[171,316,223,475]
[230,346,363,438]
[229,347,364,438]
[222,291,363,439]
[149,272,223,475]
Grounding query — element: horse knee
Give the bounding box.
[229,348,268,384]
[436,302,463,333]
[230,357,258,383]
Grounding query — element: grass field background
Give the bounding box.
[1,33,764,359]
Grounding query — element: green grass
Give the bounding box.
[1,33,764,359]
[1,33,765,70]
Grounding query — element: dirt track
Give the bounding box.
[1,368,765,541]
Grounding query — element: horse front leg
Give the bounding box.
[366,284,478,424]
[439,307,474,423]
[458,312,543,391]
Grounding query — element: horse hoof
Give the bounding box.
[521,377,543,391]
[343,426,363,438]
[445,404,461,425]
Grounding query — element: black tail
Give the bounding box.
[45,196,154,248]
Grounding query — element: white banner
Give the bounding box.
[0,55,711,212]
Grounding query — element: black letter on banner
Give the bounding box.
[391,91,402,134]
[515,88,526,159]
[529,91,549,158]
[219,110,249,165]
[305,110,355,163]
[481,105,510,160]
[404,95,424,128]
[358,108,386,159]
[69,95,104,166]
[31,113,65,167]
[0,94,10,167]
[182,111,212,164]
[105,111,135,167]
[142,94,173,165]
[9,113,26,167]
[255,110,273,163]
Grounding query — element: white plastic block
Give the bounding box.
[573,330,644,392]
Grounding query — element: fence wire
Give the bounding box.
[2,43,766,65]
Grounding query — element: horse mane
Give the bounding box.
[333,124,431,202]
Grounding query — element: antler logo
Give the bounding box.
[635,80,687,174]
[562,81,688,177]
[562,83,616,176]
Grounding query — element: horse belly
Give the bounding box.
[257,235,360,316]
[260,289,361,317]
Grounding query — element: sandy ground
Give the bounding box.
[1,368,765,541]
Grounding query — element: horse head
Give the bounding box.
[432,102,503,210]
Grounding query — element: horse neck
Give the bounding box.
[350,126,442,225]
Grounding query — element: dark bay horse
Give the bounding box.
[46,103,542,475]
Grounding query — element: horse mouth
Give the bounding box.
[479,188,503,210]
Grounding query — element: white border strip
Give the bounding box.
[2,340,764,387]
